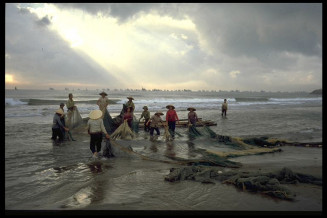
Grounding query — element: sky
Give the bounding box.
[5,3,322,92]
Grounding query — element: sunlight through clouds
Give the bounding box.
[5,3,322,91]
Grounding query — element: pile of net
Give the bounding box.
[164,166,322,201]
[110,120,135,140]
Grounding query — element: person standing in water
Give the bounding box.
[187,107,198,127]
[140,106,150,132]
[221,99,228,117]
[51,109,69,143]
[87,110,110,158]
[166,105,179,139]
[125,96,135,112]
[97,91,110,119]
[59,103,66,138]
[66,93,76,111]
[146,111,165,137]
[123,106,134,128]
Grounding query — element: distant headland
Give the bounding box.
[310,89,322,95]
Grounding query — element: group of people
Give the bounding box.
[51,93,77,142]
[51,92,228,157]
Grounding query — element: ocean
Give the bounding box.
[5,89,322,212]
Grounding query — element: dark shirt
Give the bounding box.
[52,113,65,129]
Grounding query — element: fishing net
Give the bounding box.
[87,104,320,167]
[131,115,139,134]
[102,139,115,158]
[164,125,173,141]
[187,124,218,139]
[65,108,83,129]
[108,139,242,167]
[165,166,322,201]
[110,120,135,140]
[102,108,120,134]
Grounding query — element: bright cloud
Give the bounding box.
[229,71,241,79]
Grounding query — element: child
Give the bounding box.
[140,106,150,132]
[165,105,179,139]
[87,110,110,158]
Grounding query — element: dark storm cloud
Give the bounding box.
[55,3,158,22]
[5,3,123,88]
[189,3,322,58]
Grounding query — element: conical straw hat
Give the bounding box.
[55,109,64,115]
[155,111,164,115]
[99,91,108,96]
[166,104,175,109]
[89,110,103,120]
[187,107,196,111]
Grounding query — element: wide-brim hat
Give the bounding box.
[89,110,103,120]
[187,107,196,111]
[127,96,134,100]
[155,111,164,116]
[143,106,148,110]
[166,104,175,109]
[55,109,64,115]
[99,91,108,96]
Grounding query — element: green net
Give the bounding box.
[164,166,322,201]
[131,115,140,134]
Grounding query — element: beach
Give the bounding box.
[5,89,322,213]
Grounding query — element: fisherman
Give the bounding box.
[221,99,228,117]
[165,105,179,139]
[187,107,198,127]
[146,111,165,137]
[140,106,150,132]
[66,93,76,111]
[123,106,134,128]
[87,110,110,158]
[97,91,110,119]
[59,103,66,138]
[125,96,135,112]
[51,109,69,143]
[66,93,76,129]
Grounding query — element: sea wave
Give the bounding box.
[235,97,269,102]
[120,98,232,104]
[269,97,322,102]
[17,99,118,106]
[5,98,28,106]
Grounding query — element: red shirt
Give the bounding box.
[166,110,179,122]
[123,112,133,121]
